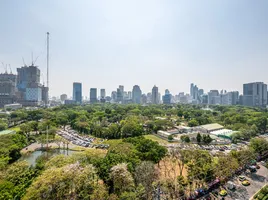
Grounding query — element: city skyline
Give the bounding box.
[1,0,268,97]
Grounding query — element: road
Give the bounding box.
[225,164,268,200]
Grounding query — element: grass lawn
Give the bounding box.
[9,126,21,133]
[144,134,169,144]
[103,139,123,148]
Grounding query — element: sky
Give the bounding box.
[0,0,268,98]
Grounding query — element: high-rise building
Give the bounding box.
[119,85,124,94]
[17,65,44,106]
[111,91,117,102]
[127,91,132,99]
[208,90,219,105]
[190,83,194,97]
[90,88,97,103]
[198,89,204,96]
[73,82,82,104]
[116,88,123,102]
[100,89,106,98]
[141,94,147,104]
[0,72,17,107]
[132,85,142,104]
[243,82,267,107]
[162,89,171,104]
[152,85,159,104]
[60,94,67,102]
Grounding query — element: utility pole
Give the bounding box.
[46,126,49,151]
[46,32,49,107]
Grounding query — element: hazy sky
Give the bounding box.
[1,0,268,97]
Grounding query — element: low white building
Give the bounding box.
[4,103,22,110]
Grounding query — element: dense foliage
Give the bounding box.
[0,104,267,199]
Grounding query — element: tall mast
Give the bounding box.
[46,32,49,106]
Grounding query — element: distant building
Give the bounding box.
[162,89,171,104]
[90,88,97,103]
[60,94,68,102]
[221,91,239,105]
[132,85,142,104]
[116,88,123,102]
[4,103,22,110]
[73,82,82,104]
[100,89,106,103]
[0,72,17,107]
[208,90,219,105]
[127,91,132,99]
[243,82,267,107]
[141,94,147,104]
[111,91,117,102]
[100,89,106,98]
[17,65,43,106]
[64,99,76,105]
[198,89,204,96]
[152,85,159,104]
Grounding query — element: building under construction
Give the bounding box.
[0,71,18,107]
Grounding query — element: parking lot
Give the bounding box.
[166,143,247,154]
[57,126,109,149]
[223,164,268,200]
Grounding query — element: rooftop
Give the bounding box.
[200,123,224,131]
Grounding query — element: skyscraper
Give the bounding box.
[100,89,106,98]
[152,85,158,104]
[17,65,43,106]
[243,82,267,107]
[90,88,97,103]
[132,85,142,104]
[60,94,67,102]
[73,82,82,104]
[0,72,17,107]
[162,89,171,104]
[208,90,219,105]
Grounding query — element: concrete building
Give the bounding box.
[60,94,68,102]
[152,85,159,104]
[100,89,106,103]
[111,91,117,102]
[141,94,147,104]
[162,89,171,104]
[64,99,76,105]
[90,88,97,103]
[17,65,44,106]
[221,91,239,105]
[73,82,82,104]
[0,73,17,107]
[4,103,22,110]
[116,88,123,102]
[208,90,219,105]
[127,91,132,100]
[132,85,142,104]
[243,82,267,107]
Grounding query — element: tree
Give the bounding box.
[168,135,173,141]
[0,120,8,131]
[255,116,267,133]
[134,161,158,199]
[56,112,68,130]
[202,134,212,144]
[180,135,190,143]
[19,123,32,141]
[196,133,202,143]
[214,154,239,180]
[121,121,143,138]
[23,163,106,200]
[110,163,135,195]
[188,119,198,127]
[250,138,268,155]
